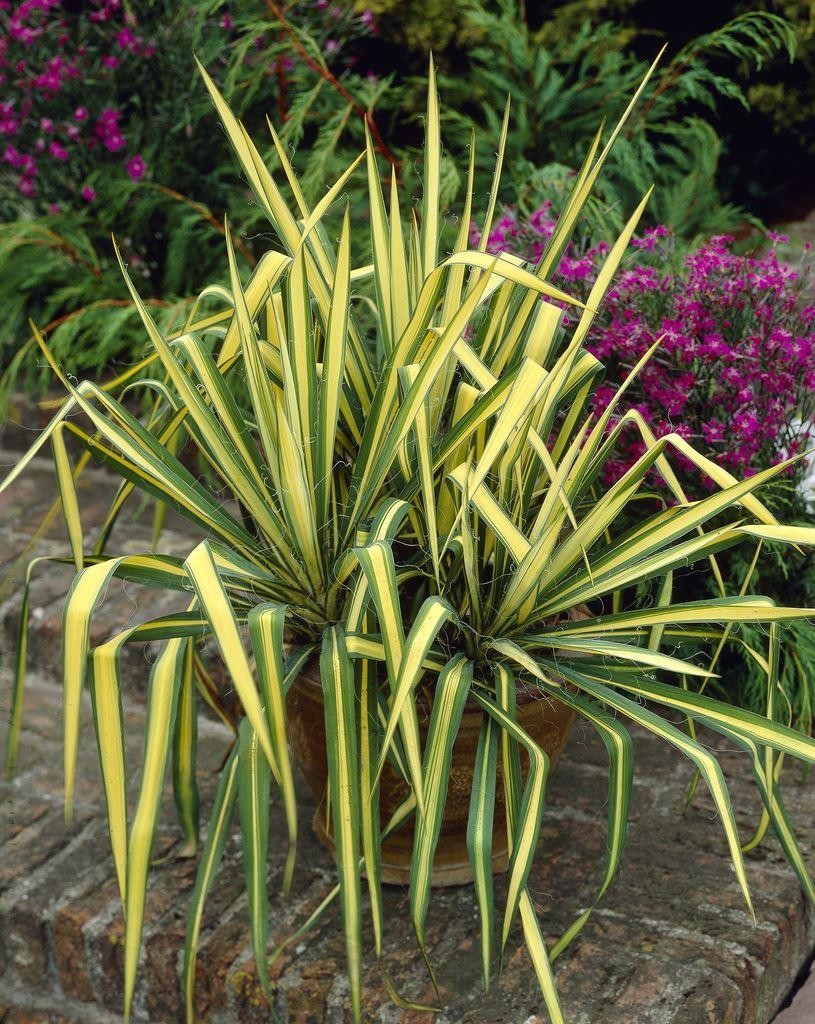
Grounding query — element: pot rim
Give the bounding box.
[288,658,569,716]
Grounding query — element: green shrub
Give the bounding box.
[6,63,815,1024]
[0,0,801,404]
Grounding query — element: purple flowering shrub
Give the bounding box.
[475,203,815,727]
[474,204,815,505]
[590,232,815,498]
[0,0,375,389]
[0,0,380,218]
[1,0,154,212]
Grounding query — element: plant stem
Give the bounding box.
[262,0,399,169]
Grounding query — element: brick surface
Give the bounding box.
[2,671,814,1024]
[1,456,815,1022]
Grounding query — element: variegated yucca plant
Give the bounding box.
[5,57,815,1024]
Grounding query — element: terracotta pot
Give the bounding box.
[286,663,575,887]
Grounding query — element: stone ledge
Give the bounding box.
[1,460,815,1022]
[2,673,814,1023]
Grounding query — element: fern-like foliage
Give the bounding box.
[437,4,796,234]
[0,0,800,402]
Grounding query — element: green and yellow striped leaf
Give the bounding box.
[466,714,498,990]
[410,655,472,957]
[237,720,273,997]
[248,603,298,894]
[184,748,239,1024]
[124,635,188,1017]
[320,626,363,1023]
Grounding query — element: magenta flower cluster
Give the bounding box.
[590,233,815,496]
[0,0,151,207]
[473,204,815,500]
[470,201,610,287]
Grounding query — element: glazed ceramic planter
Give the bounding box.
[286,665,575,886]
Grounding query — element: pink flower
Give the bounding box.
[125,153,145,180]
[39,117,53,132]
[74,106,88,121]
[101,55,119,69]
[324,39,339,55]
[95,109,125,152]
[221,13,233,30]
[48,202,60,214]
[48,140,68,160]
[81,185,95,202]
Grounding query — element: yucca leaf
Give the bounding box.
[537,687,632,959]
[173,639,200,857]
[347,261,497,532]
[472,692,549,952]
[196,57,301,251]
[353,540,426,812]
[124,635,188,1017]
[184,748,239,1024]
[89,633,129,903]
[740,524,815,545]
[283,245,318,484]
[237,719,273,998]
[540,524,743,617]
[467,714,498,990]
[558,666,755,920]
[184,541,278,776]
[538,48,663,280]
[222,227,282,480]
[357,617,383,954]
[62,557,128,821]
[389,168,411,342]
[272,392,323,590]
[421,55,441,279]
[320,626,363,1023]
[364,121,393,352]
[493,669,561,1024]
[51,424,83,572]
[469,357,548,492]
[114,246,290,559]
[604,673,815,767]
[473,96,510,261]
[712,720,815,905]
[248,603,298,894]
[537,635,714,678]
[527,597,815,637]
[55,382,260,561]
[518,891,565,1024]
[297,149,364,251]
[316,205,351,531]
[219,249,292,363]
[410,654,472,958]
[5,555,52,777]
[399,363,441,582]
[371,593,455,795]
